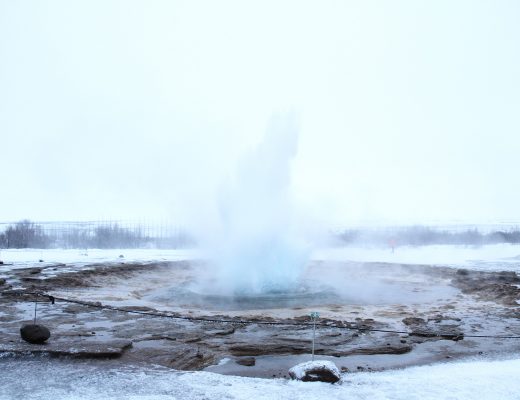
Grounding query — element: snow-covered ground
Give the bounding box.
[1,355,519,400]
[1,243,520,272]
[0,248,200,270]
[315,243,520,272]
[2,244,520,399]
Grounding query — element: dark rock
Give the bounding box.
[20,324,51,344]
[402,317,426,326]
[209,327,235,336]
[120,306,157,312]
[349,344,412,355]
[408,329,437,338]
[452,269,520,305]
[1,340,133,358]
[289,361,341,383]
[29,268,42,275]
[229,343,309,356]
[236,357,256,366]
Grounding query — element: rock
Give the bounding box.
[236,357,256,366]
[402,317,426,326]
[209,327,235,336]
[1,340,132,358]
[20,324,51,344]
[289,360,341,383]
[28,268,42,275]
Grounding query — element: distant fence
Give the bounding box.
[0,220,194,249]
[3,220,520,249]
[337,224,520,247]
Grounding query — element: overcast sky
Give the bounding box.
[1,1,519,226]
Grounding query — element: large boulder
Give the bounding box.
[289,360,341,383]
[20,324,51,344]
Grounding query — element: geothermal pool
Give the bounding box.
[1,245,520,379]
[1,244,518,318]
[15,260,460,316]
[58,260,459,312]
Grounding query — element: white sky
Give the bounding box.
[0,1,519,226]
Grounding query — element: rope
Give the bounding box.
[3,290,520,340]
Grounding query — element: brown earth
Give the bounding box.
[1,260,520,378]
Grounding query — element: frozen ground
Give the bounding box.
[1,355,520,400]
[2,244,520,399]
[315,243,520,272]
[1,243,519,273]
[0,244,520,272]
[0,248,199,271]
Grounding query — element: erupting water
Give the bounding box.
[205,113,308,295]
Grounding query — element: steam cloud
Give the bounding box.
[204,113,308,294]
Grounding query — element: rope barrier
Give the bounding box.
[3,290,520,340]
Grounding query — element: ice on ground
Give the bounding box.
[1,356,520,400]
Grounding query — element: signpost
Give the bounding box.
[310,311,320,361]
[33,299,38,324]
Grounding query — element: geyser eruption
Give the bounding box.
[208,113,308,295]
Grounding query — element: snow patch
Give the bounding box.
[315,243,520,271]
[2,356,520,399]
[217,358,231,366]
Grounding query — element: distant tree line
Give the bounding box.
[0,220,49,248]
[0,220,194,249]
[339,226,520,247]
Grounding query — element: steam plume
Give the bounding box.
[206,112,308,294]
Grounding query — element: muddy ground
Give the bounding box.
[1,260,520,378]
